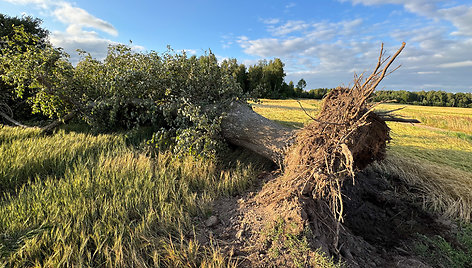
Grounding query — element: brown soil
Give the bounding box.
[196,166,459,267]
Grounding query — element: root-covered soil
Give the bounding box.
[197,167,458,267]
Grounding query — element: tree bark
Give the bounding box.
[220,102,295,164]
[0,111,29,128]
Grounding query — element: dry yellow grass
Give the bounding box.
[377,103,472,134]
[251,99,320,128]
[254,98,472,221]
[369,152,472,221]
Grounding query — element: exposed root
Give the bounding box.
[253,43,406,260]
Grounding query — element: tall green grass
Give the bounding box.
[0,126,266,267]
[0,127,124,195]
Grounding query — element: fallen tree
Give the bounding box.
[218,43,415,266]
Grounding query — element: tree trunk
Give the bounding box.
[41,110,77,134]
[220,101,295,165]
[220,101,419,165]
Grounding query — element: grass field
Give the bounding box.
[253,99,472,221]
[0,126,273,267]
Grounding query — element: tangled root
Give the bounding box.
[284,43,405,252]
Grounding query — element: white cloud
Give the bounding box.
[342,0,472,37]
[439,60,472,68]
[285,3,296,9]
[51,29,113,64]
[238,37,314,58]
[417,71,440,74]
[182,49,197,55]
[262,18,280,24]
[53,2,118,36]
[268,20,310,36]
[3,0,124,61]
[235,1,472,91]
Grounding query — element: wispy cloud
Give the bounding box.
[53,2,118,36]
[261,18,280,25]
[439,60,472,68]
[285,3,296,9]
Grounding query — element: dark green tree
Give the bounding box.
[295,78,307,96]
[0,14,50,120]
[220,58,249,92]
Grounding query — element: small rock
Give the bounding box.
[205,216,219,227]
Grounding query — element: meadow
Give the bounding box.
[1,99,472,267]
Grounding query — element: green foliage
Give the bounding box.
[247,59,286,98]
[296,78,306,92]
[0,14,48,48]
[414,223,472,268]
[1,24,246,157]
[0,13,50,120]
[0,25,74,118]
[74,46,245,157]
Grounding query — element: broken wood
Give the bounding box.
[41,110,77,134]
[0,111,29,128]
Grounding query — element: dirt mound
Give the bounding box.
[199,167,458,267]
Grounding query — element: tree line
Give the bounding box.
[371,90,472,108]
[220,58,309,99]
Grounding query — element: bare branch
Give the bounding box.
[0,111,30,128]
[367,42,406,93]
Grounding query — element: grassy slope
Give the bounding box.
[253,99,472,221]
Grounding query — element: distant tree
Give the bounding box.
[248,63,264,97]
[220,58,249,92]
[246,58,286,98]
[296,78,306,91]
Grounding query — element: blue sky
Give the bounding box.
[1,0,471,92]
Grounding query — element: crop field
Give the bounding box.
[253,99,472,221]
